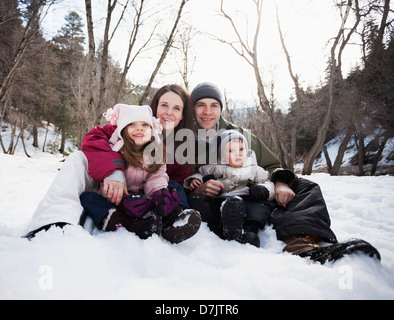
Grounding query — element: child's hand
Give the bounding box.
[189,178,202,190]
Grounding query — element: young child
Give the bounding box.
[80,104,201,243]
[184,130,275,247]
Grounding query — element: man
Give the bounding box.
[187,82,380,264]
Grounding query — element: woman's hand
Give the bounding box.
[275,181,295,208]
[103,180,129,205]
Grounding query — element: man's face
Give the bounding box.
[194,98,221,130]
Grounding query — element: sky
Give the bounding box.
[41,0,363,111]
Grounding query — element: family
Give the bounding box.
[24,82,381,264]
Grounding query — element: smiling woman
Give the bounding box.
[156,92,184,131]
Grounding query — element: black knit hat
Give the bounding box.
[191,82,224,110]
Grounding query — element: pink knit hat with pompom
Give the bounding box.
[103,104,163,151]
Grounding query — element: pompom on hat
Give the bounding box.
[103,104,163,151]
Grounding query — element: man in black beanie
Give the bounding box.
[191,82,224,133]
[191,82,224,110]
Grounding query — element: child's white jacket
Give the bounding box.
[184,151,275,201]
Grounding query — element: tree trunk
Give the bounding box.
[354,122,365,176]
[322,145,332,173]
[370,134,389,176]
[331,126,353,175]
[302,0,353,175]
[115,0,146,102]
[32,125,38,148]
[140,0,188,104]
[96,0,118,123]
[276,6,304,170]
[84,0,97,124]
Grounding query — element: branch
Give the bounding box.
[220,0,253,58]
[109,0,130,43]
[205,31,253,66]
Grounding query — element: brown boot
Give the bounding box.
[161,206,202,244]
[282,234,320,255]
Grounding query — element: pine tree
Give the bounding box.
[51,11,86,153]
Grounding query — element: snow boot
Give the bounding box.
[242,232,260,247]
[103,209,160,240]
[221,196,246,243]
[161,207,202,244]
[242,221,261,247]
[282,234,320,255]
[298,238,381,264]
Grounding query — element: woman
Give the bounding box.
[82,84,194,208]
[25,84,196,239]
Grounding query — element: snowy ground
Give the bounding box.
[1,125,394,300]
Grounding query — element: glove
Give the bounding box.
[151,186,181,217]
[122,193,153,218]
[202,174,216,183]
[247,182,269,201]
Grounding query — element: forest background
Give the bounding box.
[0,0,393,176]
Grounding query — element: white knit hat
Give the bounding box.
[103,104,163,151]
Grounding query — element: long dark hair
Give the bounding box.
[149,84,194,148]
[120,126,165,174]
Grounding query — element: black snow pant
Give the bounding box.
[188,194,276,239]
[188,178,337,243]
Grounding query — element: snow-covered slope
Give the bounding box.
[1,123,394,299]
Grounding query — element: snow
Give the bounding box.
[1,123,394,299]
[313,133,394,168]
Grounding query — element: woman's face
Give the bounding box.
[155,91,184,132]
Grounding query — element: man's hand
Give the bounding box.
[275,181,295,208]
[193,179,224,197]
[103,180,129,205]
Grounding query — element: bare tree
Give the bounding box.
[84,0,130,124]
[84,0,96,124]
[115,0,159,102]
[140,0,189,104]
[174,24,197,90]
[215,0,290,168]
[0,0,56,118]
[302,0,361,175]
[275,5,305,171]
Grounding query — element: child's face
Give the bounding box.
[222,139,247,167]
[125,121,152,147]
